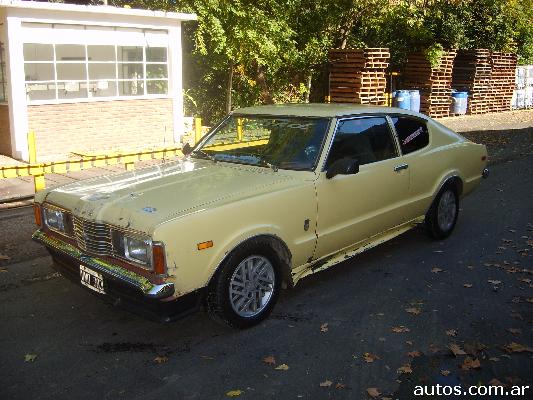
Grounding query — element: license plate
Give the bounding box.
[80,265,106,294]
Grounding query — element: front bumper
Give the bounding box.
[33,230,204,322]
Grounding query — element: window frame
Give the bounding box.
[386,114,431,156]
[321,114,401,171]
[23,42,170,105]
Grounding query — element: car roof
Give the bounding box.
[233,103,428,119]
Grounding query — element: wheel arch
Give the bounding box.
[207,234,294,291]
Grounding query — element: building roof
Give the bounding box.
[0,0,197,21]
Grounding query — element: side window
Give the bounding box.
[326,117,397,168]
[391,117,429,155]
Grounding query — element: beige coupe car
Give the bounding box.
[33,104,488,328]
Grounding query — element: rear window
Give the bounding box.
[391,117,429,155]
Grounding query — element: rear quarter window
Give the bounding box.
[391,117,429,155]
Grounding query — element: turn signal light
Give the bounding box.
[152,243,166,275]
[33,204,42,226]
[197,240,213,251]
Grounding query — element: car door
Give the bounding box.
[313,115,411,260]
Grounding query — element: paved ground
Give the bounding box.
[0,154,532,399]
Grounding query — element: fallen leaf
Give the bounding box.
[509,229,516,233]
[0,267,8,273]
[378,337,386,342]
[489,357,500,362]
[467,265,475,270]
[488,279,502,285]
[507,328,522,335]
[200,355,215,360]
[461,357,481,370]
[320,323,329,333]
[448,343,466,356]
[335,383,346,389]
[263,355,276,366]
[405,307,421,315]
[366,388,381,398]
[526,298,533,303]
[446,329,457,337]
[153,355,168,364]
[503,342,533,353]
[428,344,441,353]
[405,340,413,346]
[408,351,421,358]
[519,278,531,284]
[441,370,450,376]
[489,378,505,386]
[24,354,37,362]
[463,283,473,288]
[397,364,412,374]
[391,326,410,333]
[431,267,443,273]
[0,254,10,261]
[226,390,243,397]
[319,380,333,387]
[363,352,379,363]
[275,363,289,370]
[464,342,487,356]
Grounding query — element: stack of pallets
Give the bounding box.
[452,49,517,114]
[328,48,389,105]
[403,50,457,118]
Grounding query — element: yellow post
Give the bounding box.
[194,117,202,145]
[125,162,135,171]
[27,131,46,192]
[236,117,244,142]
[325,95,331,103]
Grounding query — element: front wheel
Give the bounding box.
[207,242,281,328]
[425,186,459,240]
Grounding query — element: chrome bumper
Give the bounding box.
[32,230,174,300]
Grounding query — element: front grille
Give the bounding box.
[73,216,112,256]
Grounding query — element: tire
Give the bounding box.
[425,184,459,240]
[206,240,281,328]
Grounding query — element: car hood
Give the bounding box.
[42,158,306,233]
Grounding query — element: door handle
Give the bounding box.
[394,163,409,172]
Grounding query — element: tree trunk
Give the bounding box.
[226,61,233,114]
[255,63,274,104]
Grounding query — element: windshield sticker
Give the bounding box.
[402,127,424,146]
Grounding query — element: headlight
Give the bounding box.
[112,231,153,268]
[43,205,73,235]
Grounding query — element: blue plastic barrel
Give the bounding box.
[409,90,420,112]
[394,90,411,110]
[451,91,468,115]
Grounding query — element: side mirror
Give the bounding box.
[326,158,359,179]
[182,143,193,156]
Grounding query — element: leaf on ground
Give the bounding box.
[225,390,243,397]
[488,279,502,285]
[24,354,37,362]
[405,340,413,346]
[263,355,276,366]
[320,323,329,333]
[428,344,441,353]
[467,265,475,270]
[363,352,379,363]
[391,326,410,333]
[503,342,533,353]
[526,298,533,303]
[366,387,381,398]
[489,378,505,386]
[507,328,522,335]
[464,342,487,356]
[431,267,443,273]
[463,283,473,288]
[397,364,412,374]
[319,380,333,387]
[275,363,289,370]
[446,329,458,337]
[408,351,421,358]
[200,355,215,360]
[0,254,10,261]
[441,370,451,376]
[153,355,168,364]
[448,343,466,356]
[519,278,531,284]
[335,383,346,389]
[0,267,8,273]
[405,307,421,315]
[489,357,500,362]
[461,357,481,370]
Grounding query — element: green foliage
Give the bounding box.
[109,0,533,123]
[425,43,445,69]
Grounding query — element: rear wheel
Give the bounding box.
[207,241,281,328]
[425,185,459,240]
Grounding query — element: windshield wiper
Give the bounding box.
[192,149,217,163]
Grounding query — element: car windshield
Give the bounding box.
[193,115,331,171]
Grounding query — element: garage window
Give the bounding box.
[326,117,397,167]
[391,117,429,155]
[0,42,6,102]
